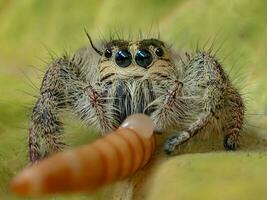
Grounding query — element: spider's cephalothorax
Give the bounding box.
[29,35,244,162]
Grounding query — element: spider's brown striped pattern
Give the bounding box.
[29,32,244,162]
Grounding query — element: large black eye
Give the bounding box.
[104,48,112,58]
[115,50,132,68]
[135,49,153,68]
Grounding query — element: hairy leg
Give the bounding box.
[149,80,184,132]
[164,52,231,154]
[72,82,117,134]
[223,87,244,150]
[29,92,65,161]
[29,57,75,162]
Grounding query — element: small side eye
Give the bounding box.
[104,48,112,58]
[155,47,164,57]
[115,50,132,68]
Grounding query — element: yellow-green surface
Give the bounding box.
[0,0,267,199]
[147,152,267,200]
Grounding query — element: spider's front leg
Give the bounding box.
[163,80,218,154]
[163,52,243,154]
[29,57,73,162]
[72,82,117,134]
[222,87,244,150]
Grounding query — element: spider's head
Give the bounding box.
[88,36,175,83]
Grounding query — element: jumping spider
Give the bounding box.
[29,33,244,162]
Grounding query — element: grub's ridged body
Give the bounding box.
[29,37,244,161]
[11,117,156,195]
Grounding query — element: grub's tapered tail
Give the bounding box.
[10,114,156,196]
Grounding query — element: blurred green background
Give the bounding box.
[0,0,267,199]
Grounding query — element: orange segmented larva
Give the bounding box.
[10,114,156,196]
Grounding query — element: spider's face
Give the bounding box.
[98,39,174,83]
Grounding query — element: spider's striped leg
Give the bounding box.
[223,87,244,150]
[72,82,118,134]
[149,80,183,133]
[29,57,72,162]
[163,51,243,154]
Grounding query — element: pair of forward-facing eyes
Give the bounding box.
[102,47,164,68]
